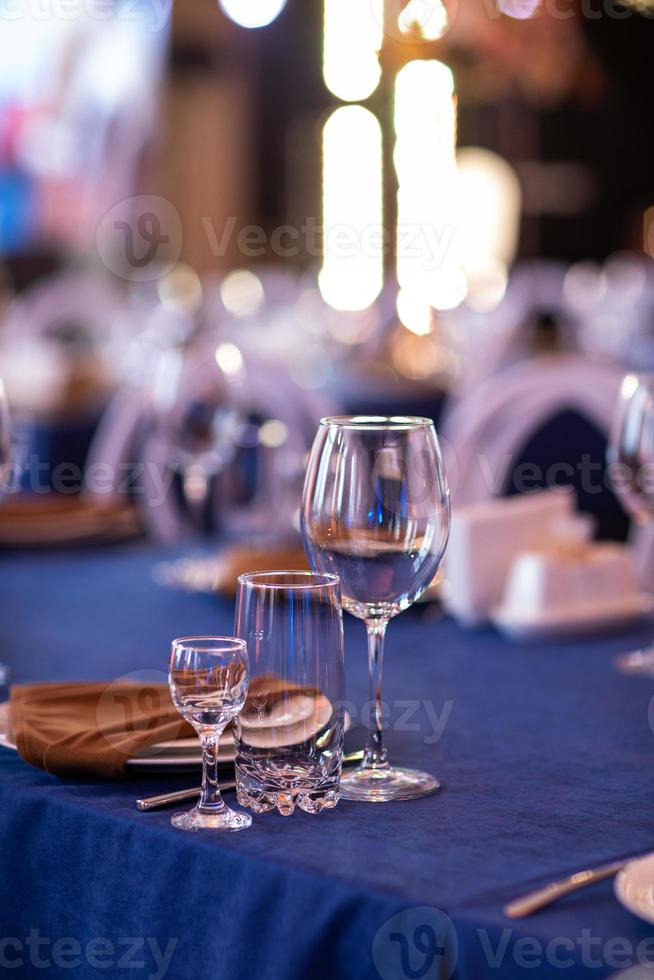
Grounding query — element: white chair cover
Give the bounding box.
[442,354,625,507]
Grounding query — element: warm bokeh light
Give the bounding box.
[319,106,383,312]
[455,148,521,274]
[219,0,287,29]
[258,419,289,448]
[464,260,508,313]
[429,267,468,311]
[454,147,520,310]
[398,0,451,40]
[215,342,245,376]
[157,264,203,313]
[220,270,265,318]
[391,330,459,382]
[394,60,460,312]
[396,288,432,336]
[645,207,654,258]
[323,0,383,102]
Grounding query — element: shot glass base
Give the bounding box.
[171,805,252,831]
[339,765,441,802]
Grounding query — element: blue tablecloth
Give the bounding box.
[1,543,653,980]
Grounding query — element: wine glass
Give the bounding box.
[608,373,654,675]
[168,636,252,831]
[301,416,451,802]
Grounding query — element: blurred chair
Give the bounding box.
[442,354,627,537]
[439,261,576,395]
[85,327,336,543]
[0,270,131,491]
[572,254,654,372]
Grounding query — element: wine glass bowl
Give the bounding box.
[302,416,450,802]
[169,636,252,831]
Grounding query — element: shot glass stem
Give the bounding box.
[363,619,389,770]
[198,730,226,813]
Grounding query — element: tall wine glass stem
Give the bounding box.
[198,730,226,812]
[363,619,389,770]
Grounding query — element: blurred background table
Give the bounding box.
[1,543,653,980]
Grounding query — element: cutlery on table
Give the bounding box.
[137,781,236,812]
[136,748,365,811]
[504,859,631,918]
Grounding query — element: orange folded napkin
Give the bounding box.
[213,543,311,598]
[0,496,140,547]
[9,682,193,779]
[8,676,321,780]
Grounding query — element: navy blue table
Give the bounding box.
[1,543,654,980]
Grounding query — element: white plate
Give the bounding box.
[615,853,654,924]
[490,593,654,641]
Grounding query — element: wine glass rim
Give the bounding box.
[237,570,340,590]
[171,635,247,652]
[320,415,433,431]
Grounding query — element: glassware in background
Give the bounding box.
[0,380,11,697]
[151,336,243,536]
[234,571,345,815]
[609,374,654,675]
[168,636,252,831]
[302,416,450,802]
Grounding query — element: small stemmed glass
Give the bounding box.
[302,416,451,802]
[169,636,252,831]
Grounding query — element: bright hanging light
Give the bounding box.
[429,266,468,310]
[453,146,520,310]
[394,60,461,312]
[319,105,383,312]
[396,288,432,336]
[220,0,287,29]
[455,148,521,273]
[398,0,451,40]
[323,0,383,102]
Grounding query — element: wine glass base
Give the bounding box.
[171,805,252,832]
[615,648,654,676]
[339,766,441,802]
